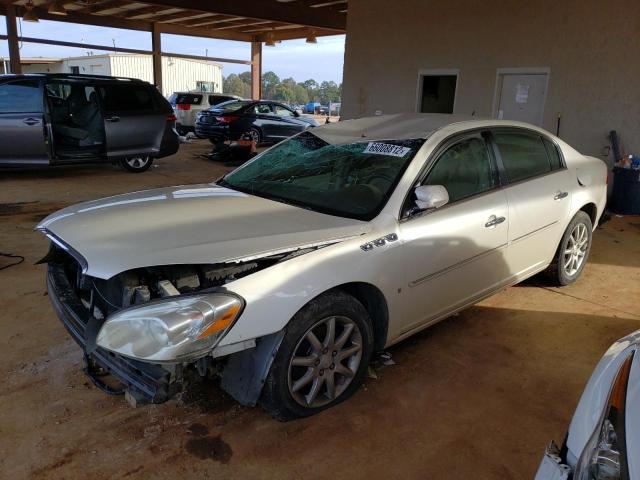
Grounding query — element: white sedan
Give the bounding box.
[38,113,607,420]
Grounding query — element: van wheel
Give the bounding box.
[260,291,373,421]
[546,211,593,286]
[120,156,153,173]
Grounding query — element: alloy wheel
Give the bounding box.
[563,223,589,276]
[248,129,260,144]
[287,316,363,408]
[125,156,149,169]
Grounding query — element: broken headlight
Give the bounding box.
[574,351,634,480]
[96,293,243,363]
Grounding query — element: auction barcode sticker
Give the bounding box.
[363,142,411,158]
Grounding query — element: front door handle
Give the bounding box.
[554,191,569,200]
[23,117,40,126]
[105,115,120,122]
[485,215,506,228]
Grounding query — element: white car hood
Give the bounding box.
[37,184,370,279]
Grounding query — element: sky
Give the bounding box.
[0,17,345,84]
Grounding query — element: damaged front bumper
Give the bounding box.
[47,263,179,404]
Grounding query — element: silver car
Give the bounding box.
[37,113,607,420]
[536,329,640,480]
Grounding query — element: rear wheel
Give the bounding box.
[547,211,593,285]
[120,156,153,173]
[260,291,373,421]
[247,127,261,145]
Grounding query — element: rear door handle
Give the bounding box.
[105,115,120,122]
[23,117,40,126]
[554,191,569,200]
[485,215,506,228]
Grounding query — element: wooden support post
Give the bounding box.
[152,24,163,94]
[6,5,21,74]
[251,41,262,100]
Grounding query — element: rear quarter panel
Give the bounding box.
[560,141,608,228]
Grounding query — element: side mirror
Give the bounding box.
[414,185,449,211]
[293,110,300,117]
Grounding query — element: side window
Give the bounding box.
[542,138,563,170]
[493,132,552,183]
[274,105,294,117]
[254,104,272,115]
[99,84,155,113]
[424,136,496,203]
[0,80,42,113]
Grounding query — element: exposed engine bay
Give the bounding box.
[42,242,317,320]
[40,241,321,406]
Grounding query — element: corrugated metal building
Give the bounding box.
[0,54,223,98]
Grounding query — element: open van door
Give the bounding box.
[97,82,167,160]
[0,78,50,166]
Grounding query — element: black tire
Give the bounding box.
[260,290,374,421]
[247,127,261,146]
[120,156,153,173]
[546,211,593,286]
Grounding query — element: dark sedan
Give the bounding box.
[195,100,319,145]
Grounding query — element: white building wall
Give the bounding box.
[62,56,112,76]
[161,56,223,97]
[3,53,223,98]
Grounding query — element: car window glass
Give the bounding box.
[254,104,272,114]
[275,105,294,117]
[0,79,42,113]
[543,138,563,170]
[46,83,72,100]
[493,132,551,183]
[424,136,496,203]
[99,84,155,112]
[222,132,425,220]
[209,95,232,106]
[175,93,202,105]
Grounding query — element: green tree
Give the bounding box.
[223,74,246,97]
[261,71,281,100]
[318,80,341,104]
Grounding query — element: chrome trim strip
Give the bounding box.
[409,243,508,287]
[511,220,558,243]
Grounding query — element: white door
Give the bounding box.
[496,73,548,126]
[490,129,573,278]
[398,133,510,335]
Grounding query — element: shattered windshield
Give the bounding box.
[219,131,425,220]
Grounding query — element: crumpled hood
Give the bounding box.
[37,184,370,279]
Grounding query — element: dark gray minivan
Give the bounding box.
[0,74,179,173]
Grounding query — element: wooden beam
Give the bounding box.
[14,36,151,55]
[5,4,21,74]
[130,0,346,30]
[123,5,178,19]
[3,35,251,66]
[251,41,262,100]
[79,1,132,15]
[152,23,162,91]
[254,27,340,41]
[145,11,216,24]
[0,4,254,41]
[160,51,251,65]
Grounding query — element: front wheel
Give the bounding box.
[547,211,593,285]
[120,156,153,173]
[260,291,373,421]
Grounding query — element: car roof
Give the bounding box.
[0,73,147,83]
[312,113,553,145]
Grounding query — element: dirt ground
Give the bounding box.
[0,140,639,479]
